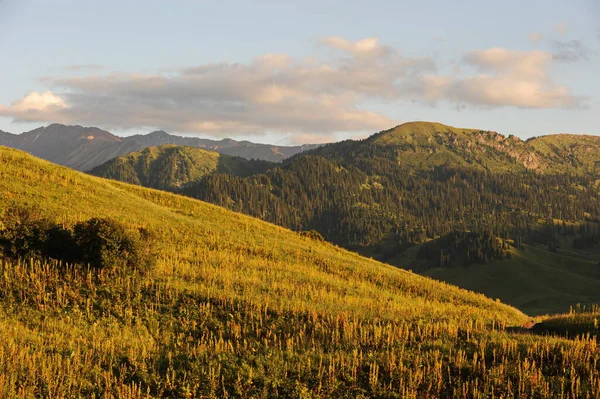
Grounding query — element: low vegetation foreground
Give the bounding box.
[2,146,600,398]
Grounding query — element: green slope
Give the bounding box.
[0,146,521,322]
[528,134,600,174]
[6,146,600,397]
[89,144,273,191]
[308,121,600,174]
[372,122,538,172]
[422,244,600,316]
[370,121,480,145]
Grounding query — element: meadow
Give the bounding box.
[2,146,600,398]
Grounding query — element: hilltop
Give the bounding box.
[89,145,273,191]
[307,121,599,173]
[0,123,320,170]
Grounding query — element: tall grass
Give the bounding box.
[2,146,600,397]
[1,258,600,398]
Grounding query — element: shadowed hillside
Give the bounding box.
[89,145,273,190]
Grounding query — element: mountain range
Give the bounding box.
[0,123,320,171]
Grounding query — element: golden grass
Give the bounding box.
[2,146,600,398]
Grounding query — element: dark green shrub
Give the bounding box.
[0,205,154,272]
[72,218,153,272]
[0,205,53,260]
[44,224,77,262]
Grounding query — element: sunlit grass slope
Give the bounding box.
[367,121,538,172]
[0,146,523,324]
[4,146,600,398]
[310,121,600,174]
[528,134,600,174]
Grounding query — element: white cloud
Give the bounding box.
[443,48,584,109]
[0,91,69,122]
[319,36,384,57]
[0,38,585,135]
[446,76,577,108]
[463,48,551,79]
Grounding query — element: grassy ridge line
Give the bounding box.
[0,146,526,325]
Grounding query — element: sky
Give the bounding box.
[0,0,599,145]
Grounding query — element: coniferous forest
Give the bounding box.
[185,153,600,260]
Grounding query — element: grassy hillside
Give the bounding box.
[89,145,273,191]
[419,244,600,315]
[307,121,600,174]
[4,147,600,397]
[306,121,543,173]
[528,134,600,174]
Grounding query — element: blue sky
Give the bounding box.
[0,0,598,144]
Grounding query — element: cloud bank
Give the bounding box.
[445,48,583,108]
[0,37,586,138]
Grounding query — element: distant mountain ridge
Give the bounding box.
[0,123,320,171]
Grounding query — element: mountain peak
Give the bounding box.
[147,130,171,138]
[27,123,121,142]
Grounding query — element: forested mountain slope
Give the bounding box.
[89,145,273,190]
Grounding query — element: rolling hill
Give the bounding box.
[5,146,600,397]
[306,121,600,174]
[88,145,274,191]
[528,133,600,173]
[0,123,320,170]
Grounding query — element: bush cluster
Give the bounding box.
[0,205,153,272]
[298,229,326,242]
